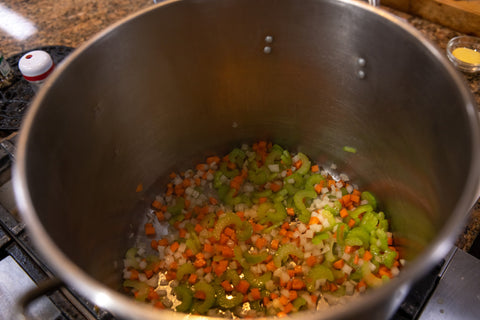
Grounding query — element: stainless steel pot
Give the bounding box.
[13,0,480,319]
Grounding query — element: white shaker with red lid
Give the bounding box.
[18,50,54,92]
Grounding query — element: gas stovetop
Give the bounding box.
[0,133,479,320]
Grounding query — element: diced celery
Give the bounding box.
[274,243,304,267]
[192,281,215,314]
[175,285,193,312]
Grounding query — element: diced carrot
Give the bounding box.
[170,241,180,253]
[354,253,359,265]
[195,253,205,260]
[277,312,287,318]
[311,164,320,173]
[340,208,349,218]
[154,301,166,309]
[151,199,162,210]
[286,207,295,216]
[194,291,206,300]
[188,273,198,284]
[170,261,178,270]
[155,211,165,221]
[214,260,229,276]
[221,280,234,292]
[179,228,187,238]
[271,239,280,250]
[253,223,265,232]
[250,288,262,300]
[144,223,155,236]
[306,255,317,267]
[288,290,298,301]
[266,261,276,271]
[150,239,158,250]
[344,245,354,254]
[203,265,212,273]
[348,218,356,228]
[333,259,344,270]
[224,227,235,237]
[169,172,177,179]
[287,269,296,278]
[378,266,393,278]
[204,243,214,253]
[255,237,268,249]
[221,246,234,258]
[270,292,279,300]
[157,238,169,247]
[136,183,143,192]
[363,250,373,261]
[356,279,367,291]
[263,296,270,307]
[351,194,360,204]
[129,269,139,280]
[148,287,159,300]
[285,168,293,176]
[293,160,303,170]
[279,295,290,306]
[329,283,338,292]
[236,279,250,294]
[291,278,305,290]
[314,183,323,194]
[387,236,393,246]
[258,197,268,204]
[144,269,154,279]
[194,223,203,233]
[309,216,320,225]
[209,197,218,205]
[270,182,283,192]
[310,294,318,304]
[206,156,220,165]
[283,303,294,314]
[165,270,176,281]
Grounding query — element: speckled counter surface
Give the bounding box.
[1,0,479,251]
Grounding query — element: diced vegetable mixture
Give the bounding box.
[122,141,402,317]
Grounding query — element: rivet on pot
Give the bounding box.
[357,57,367,67]
[357,69,366,79]
[265,35,273,43]
[263,46,272,54]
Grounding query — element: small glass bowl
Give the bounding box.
[446,35,480,73]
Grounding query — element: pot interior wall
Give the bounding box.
[22,0,474,289]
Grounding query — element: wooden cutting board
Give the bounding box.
[382,0,480,36]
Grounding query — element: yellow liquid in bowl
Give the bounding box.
[452,47,480,64]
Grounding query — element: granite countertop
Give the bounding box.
[0,0,479,251]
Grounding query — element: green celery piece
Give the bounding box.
[361,191,377,210]
[265,145,283,166]
[320,209,336,230]
[176,262,196,281]
[292,297,307,311]
[213,212,242,240]
[359,211,379,233]
[229,148,246,168]
[361,263,383,288]
[124,248,139,269]
[293,189,317,223]
[237,221,253,241]
[123,279,150,301]
[281,149,292,167]
[312,232,329,244]
[192,281,215,314]
[234,246,250,269]
[336,223,348,246]
[248,167,269,185]
[224,188,242,206]
[216,288,243,309]
[175,285,193,312]
[375,228,389,251]
[305,174,325,191]
[216,184,229,201]
[243,251,269,264]
[345,227,370,248]
[243,270,272,288]
[222,268,241,286]
[202,212,216,228]
[220,162,239,179]
[349,204,373,222]
[213,171,225,189]
[306,264,334,292]
[167,197,185,215]
[273,243,304,267]
[295,152,311,175]
[381,248,397,268]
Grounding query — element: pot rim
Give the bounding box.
[12,0,480,319]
